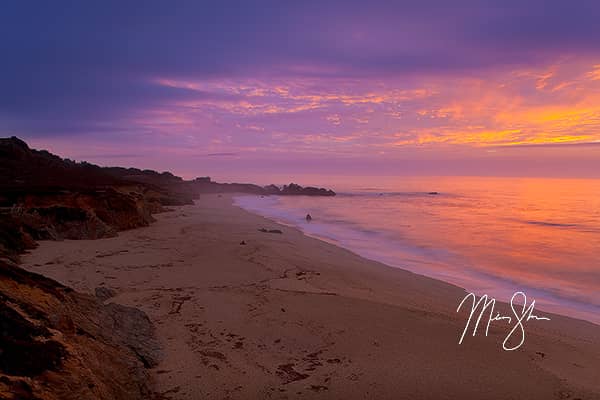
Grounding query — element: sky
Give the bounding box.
[1,1,600,182]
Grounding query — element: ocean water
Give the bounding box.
[234,176,600,324]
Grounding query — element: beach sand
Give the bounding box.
[22,194,600,399]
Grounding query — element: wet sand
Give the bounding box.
[23,194,600,399]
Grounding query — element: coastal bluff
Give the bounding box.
[0,136,335,263]
[0,259,159,400]
[0,136,336,399]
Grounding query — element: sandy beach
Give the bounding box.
[22,193,600,399]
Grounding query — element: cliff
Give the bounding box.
[0,137,336,264]
[0,138,163,399]
[0,137,173,262]
[0,188,157,263]
[0,137,337,399]
[0,259,160,400]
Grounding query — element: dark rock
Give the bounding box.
[264,184,281,195]
[0,376,39,400]
[101,303,161,368]
[306,214,312,221]
[280,183,336,196]
[258,228,283,234]
[277,363,309,383]
[0,300,65,377]
[94,287,117,302]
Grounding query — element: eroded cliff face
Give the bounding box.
[0,137,165,399]
[0,137,177,263]
[0,260,160,400]
[0,188,159,263]
[20,188,157,235]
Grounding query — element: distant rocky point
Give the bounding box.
[278,182,336,196]
[194,178,336,197]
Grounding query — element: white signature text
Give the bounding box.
[456,291,550,351]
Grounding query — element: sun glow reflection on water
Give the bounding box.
[235,176,600,324]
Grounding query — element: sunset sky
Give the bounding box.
[2,1,600,181]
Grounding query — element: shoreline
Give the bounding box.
[22,193,600,399]
[234,194,600,326]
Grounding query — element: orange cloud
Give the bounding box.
[587,65,600,81]
[146,59,600,154]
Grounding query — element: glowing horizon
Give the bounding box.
[2,1,600,179]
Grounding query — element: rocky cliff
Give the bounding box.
[0,137,175,263]
[0,188,157,264]
[0,137,336,264]
[0,137,164,399]
[0,260,160,400]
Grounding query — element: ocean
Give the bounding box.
[234,176,600,324]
